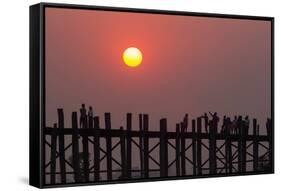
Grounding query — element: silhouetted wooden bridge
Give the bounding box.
[43,109,273,184]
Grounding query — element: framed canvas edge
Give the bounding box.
[29,2,275,189]
[30,3,44,188]
[41,2,274,20]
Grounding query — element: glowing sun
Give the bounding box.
[123,47,143,67]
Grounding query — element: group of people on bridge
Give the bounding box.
[181,112,271,136]
[78,104,271,136]
[181,112,251,136]
[79,104,94,129]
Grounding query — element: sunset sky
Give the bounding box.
[45,7,271,131]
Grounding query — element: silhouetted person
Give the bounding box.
[237,116,243,135]
[226,117,232,135]
[80,104,87,128]
[201,113,209,133]
[88,106,94,128]
[209,112,219,133]
[244,116,250,136]
[232,116,238,135]
[221,115,227,134]
[183,114,188,132]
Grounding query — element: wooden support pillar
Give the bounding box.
[93,116,100,181]
[209,119,217,174]
[192,120,197,175]
[104,113,112,181]
[241,119,247,172]
[225,124,232,174]
[120,126,127,179]
[57,109,66,183]
[197,117,202,175]
[237,116,246,173]
[71,112,80,182]
[50,123,57,184]
[160,118,168,177]
[180,122,186,176]
[126,113,132,179]
[139,114,144,178]
[253,119,259,172]
[143,114,149,178]
[267,118,273,171]
[176,124,181,176]
[82,131,89,182]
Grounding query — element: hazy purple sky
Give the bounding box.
[45,7,271,131]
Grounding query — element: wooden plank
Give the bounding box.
[143,114,149,178]
[120,126,127,179]
[44,127,269,140]
[160,118,168,177]
[176,124,180,176]
[180,122,186,176]
[197,117,202,175]
[253,119,258,171]
[139,114,144,178]
[57,109,66,183]
[192,119,197,175]
[93,116,100,181]
[126,113,132,178]
[50,123,57,184]
[104,113,112,180]
[71,112,80,182]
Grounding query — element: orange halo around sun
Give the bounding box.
[123,47,143,68]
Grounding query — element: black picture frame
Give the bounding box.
[30,2,274,188]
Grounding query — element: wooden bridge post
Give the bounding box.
[57,109,66,183]
[180,122,186,176]
[104,113,112,181]
[50,123,57,184]
[176,124,181,176]
[71,112,80,182]
[253,119,259,171]
[126,113,132,178]
[160,118,168,177]
[93,116,100,181]
[197,117,202,175]
[139,114,144,178]
[120,126,127,179]
[143,114,149,178]
[192,119,197,175]
[209,120,217,174]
